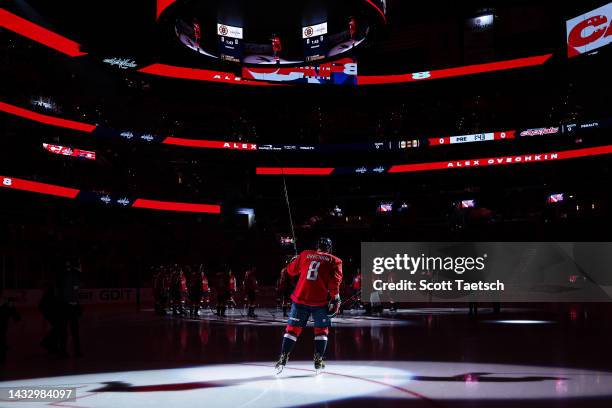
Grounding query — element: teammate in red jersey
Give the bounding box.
[271,34,282,63]
[188,265,209,318]
[192,18,201,48]
[171,266,188,316]
[277,262,294,317]
[275,237,343,374]
[243,267,258,318]
[348,17,358,42]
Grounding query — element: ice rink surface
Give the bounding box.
[2,306,612,407]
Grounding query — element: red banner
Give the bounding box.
[132,199,221,214]
[1,176,80,198]
[358,54,552,85]
[0,9,86,56]
[256,167,335,176]
[0,101,96,132]
[163,137,257,150]
[43,143,96,159]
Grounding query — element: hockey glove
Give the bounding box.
[328,295,341,318]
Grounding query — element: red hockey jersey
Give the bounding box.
[287,249,343,306]
[202,274,209,292]
[352,274,361,290]
[243,270,258,292]
[229,273,237,292]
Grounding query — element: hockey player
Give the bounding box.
[153,267,167,315]
[171,266,188,316]
[275,237,342,374]
[200,264,210,312]
[243,267,258,318]
[348,17,358,42]
[271,34,282,63]
[228,269,237,310]
[277,264,294,317]
[351,269,362,309]
[188,265,208,318]
[215,267,231,317]
[192,18,201,48]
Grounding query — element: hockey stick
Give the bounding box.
[281,169,298,256]
[273,154,298,256]
[340,290,361,307]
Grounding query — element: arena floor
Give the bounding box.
[2,306,612,407]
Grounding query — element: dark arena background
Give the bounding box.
[2,0,612,407]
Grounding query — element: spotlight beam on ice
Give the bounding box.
[483,320,555,325]
[2,361,612,407]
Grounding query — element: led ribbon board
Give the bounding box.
[140,54,551,86]
[1,176,221,214]
[255,167,335,176]
[256,145,612,176]
[43,143,96,160]
[388,145,612,173]
[0,8,86,56]
[0,100,257,151]
[1,176,80,198]
[357,54,553,85]
[0,101,96,132]
[138,64,266,86]
[3,100,609,154]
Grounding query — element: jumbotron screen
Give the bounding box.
[566,2,612,57]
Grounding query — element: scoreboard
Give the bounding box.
[302,22,328,62]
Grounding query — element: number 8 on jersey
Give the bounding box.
[306,261,320,281]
